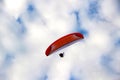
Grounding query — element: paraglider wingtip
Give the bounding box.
[75,32,84,39]
[45,46,52,56]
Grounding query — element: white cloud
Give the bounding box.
[0,0,120,80]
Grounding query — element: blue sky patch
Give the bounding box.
[87,1,99,19]
[3,53,14,67]
[101,55,120,75]
[114,38,120,47]
[16,17,26,35]
[72,11,88,37]
[27,4,35,13]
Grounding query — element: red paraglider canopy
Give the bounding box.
[45,32,84,56]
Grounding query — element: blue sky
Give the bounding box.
[0,0,120,80]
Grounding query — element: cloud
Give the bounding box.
[0,0,120,80]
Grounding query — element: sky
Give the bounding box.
[0,0,120,80]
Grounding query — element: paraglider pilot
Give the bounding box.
[59,52,64,58]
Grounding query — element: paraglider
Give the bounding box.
[45,32,84,57]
